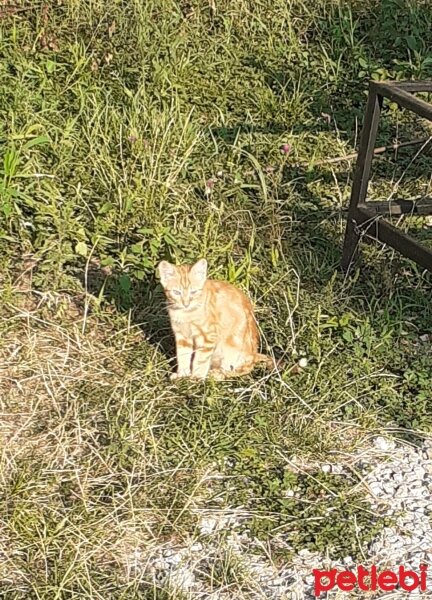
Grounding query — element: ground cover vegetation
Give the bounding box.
[0,0,432,597]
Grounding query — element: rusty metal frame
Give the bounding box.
[341,80,432,273]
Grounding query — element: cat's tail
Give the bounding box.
[225,354,276,378]
[255,353,284,370]
[225,354,301,378]
[255,353,307,375]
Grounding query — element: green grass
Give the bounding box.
[1,0,432,597]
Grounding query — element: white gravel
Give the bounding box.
[137,435,432,599]
[365,436,432,594]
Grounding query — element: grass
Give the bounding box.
[1,0,432,597]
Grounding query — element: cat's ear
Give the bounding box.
[190,258,207,285]
[158,261,177,286]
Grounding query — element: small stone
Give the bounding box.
[397,484,408,496]
[200,517,217,535]
[374,436,395,452]
[298,549,314,557]
[382,482,396,495]
[369,481,383,495]
[166,553,182,566]
[331,464,344,475]
[380,469,393,481]
[169,568,195,589]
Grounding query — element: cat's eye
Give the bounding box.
[190,289,198,295]
[172,290,181,296]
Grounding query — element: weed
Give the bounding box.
[0,0,432,597]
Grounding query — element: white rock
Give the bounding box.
[165,553,182,566]
[374,436,396,452]
[141,437,432,599]
[369,481,383,495]
[382,482,395,494]
[153,559,167,570]
[169,567,195,589]
[331,463,344,474]
[199,517,218,535]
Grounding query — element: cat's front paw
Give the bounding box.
[209,369,226,381]
[170,370,190,381]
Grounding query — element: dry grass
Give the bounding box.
[1,0,432,597]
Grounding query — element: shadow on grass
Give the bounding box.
[77,159,432,382]
[280,159,432,287]
[78,263,176,364]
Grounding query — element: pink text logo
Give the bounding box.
[313,565,428,596]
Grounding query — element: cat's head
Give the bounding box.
[158,258,207,310]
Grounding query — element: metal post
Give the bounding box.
[341,84,383,272]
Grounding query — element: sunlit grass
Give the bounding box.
[0,0,432,597]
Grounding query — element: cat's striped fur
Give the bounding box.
[158,258,272,380]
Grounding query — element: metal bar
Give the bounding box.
[342,80,432,273]
[360,197,432,216]
[377,82,432,121]
[341,85,383,271]
[296,137,429,168]
[355,206,432,272]
[376,80,432,93]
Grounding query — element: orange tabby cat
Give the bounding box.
[158,258,272,380]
